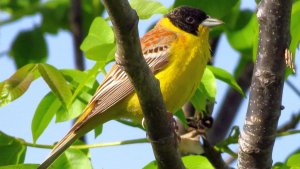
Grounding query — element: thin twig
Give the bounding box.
[21,138,148,149]
[203,138,230,169]
[286,79,300,98]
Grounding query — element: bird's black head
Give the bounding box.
[166,6,208,36]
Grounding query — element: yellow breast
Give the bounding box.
[155,18,211,112]
[117,18,211,123]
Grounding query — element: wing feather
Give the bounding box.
[79,27,177,123]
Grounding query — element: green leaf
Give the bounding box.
[38,63,72,109]
[182,155,214,169]
[0,0,39,16]
[55,95,87,122]
[84,43,116,61]
[201,68,217,101]
[207,66,245,97]
[67,62,103,111]
[287,153,300,169]
[143,160,157,169]
[51,149,92,169]
[272,163,290,169]
[40,0,69,34]
[0,64,37,107]
[31,92,60,143]
[130,0,168,19]
[32,75,95,133]
[0,131,26,165]
[226,10,258,56]
[81,0,105,35]
[174,109,188,128]
[0,164,40,169]
[61,69,97,89]
[81,17,115,63]
[94,125,103,138]
[143,155,213,169]
[174,0,239,18]
[190,68,216,112]
[56,69,98,122]
[289,1,300,55]
[190,87,206,112]
[9,28,48,68]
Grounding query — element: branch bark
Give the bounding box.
[238,0,292,168]
[102,1,184,169]
[202,138,230,169]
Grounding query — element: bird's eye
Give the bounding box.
[185,16,195,24]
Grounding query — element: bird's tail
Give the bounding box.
[38,130,78,169]
[38,102,97,169]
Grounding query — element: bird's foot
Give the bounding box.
[187,116,213,135]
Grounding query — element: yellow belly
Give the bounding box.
[114,32,210,124]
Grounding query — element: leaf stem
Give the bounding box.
[21,138,148,149]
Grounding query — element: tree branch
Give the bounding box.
[277,111,300,133]
[238,0,292,168]
[202,138,230,169]
[70,0,85,71]
[286,79,300,98]
[101,1,184,169]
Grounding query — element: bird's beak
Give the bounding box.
[201,16,223,27]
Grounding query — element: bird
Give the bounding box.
[38,6,222,169]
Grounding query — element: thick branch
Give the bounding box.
[238,0,292,168]
[208,60,254,145]
[102,1,184,169]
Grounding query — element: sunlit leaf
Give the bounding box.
[130,0,168,19]
[190,68,216,112]
[51,147,92,169]
[81,17,115,66]
[201,68,217,101]
[65,62,102,114]
[56,69,98,122]
[38,63,72,109]
[207,66,245,97]
[0,64,37,107]
[286,153,300,168]
[182,155,214,169]
[31,92,60,143]
[0,164,39,169]
[289,1,300,55]
[0,131,26,165]
[143,155,213,169]
[84,43,116,62]
[272,162,289,169]
[190,87,206,112]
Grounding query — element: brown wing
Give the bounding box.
[79,27,177,123]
